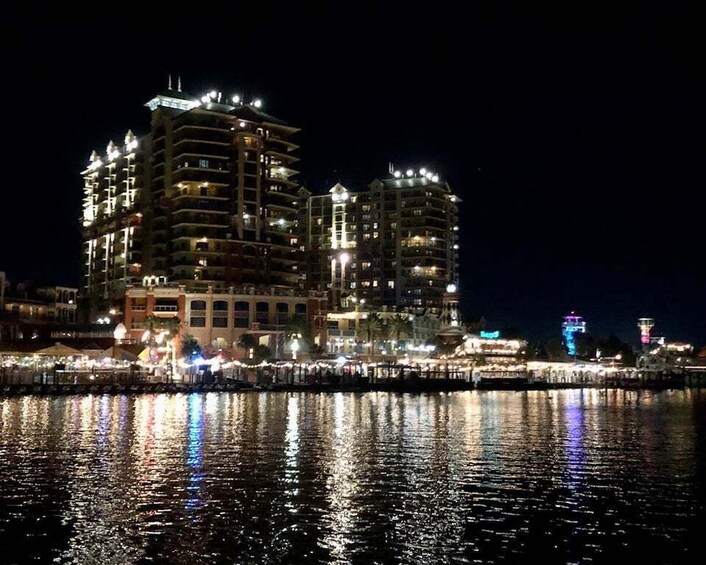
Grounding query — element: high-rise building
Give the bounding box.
[306,168,460,315]
[81,131,143,315]
[81,85,303,317]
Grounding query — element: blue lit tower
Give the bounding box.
[562,312,586,356]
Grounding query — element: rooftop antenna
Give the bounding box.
[168,73,173,90]
[388,162,394,174]
[177,75,182,92]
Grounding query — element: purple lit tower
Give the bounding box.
[638,317,655,349]
[562,312,586,356]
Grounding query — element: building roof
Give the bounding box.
[228,104,292,128]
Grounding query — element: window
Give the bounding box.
[190,316,206,327]
[361,261,371,269]
[413,209,422,216]
[199,158,209,168]
[191,300,206,311]
[213,300,228,311]
[234,301,249,328]
[372,280,378,287]
[295,303,307,314]
[373,232,379,239]
[387,281,395,289]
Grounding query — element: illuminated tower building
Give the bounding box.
[81,82,302,317]
[144,87,301,290]
[306,167,460,315]
[562,312,586,356]
[81,131,143,315]
[638,317,655,348]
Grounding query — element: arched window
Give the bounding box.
[213,300,229,327]
[191,300,206,311]
[234,301,250,328]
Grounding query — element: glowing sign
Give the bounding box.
[480,331,500,339]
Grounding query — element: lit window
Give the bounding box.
[199,158,209,168]
[372,280,379,287]
[387,281,395,289]
[373,232,379,239]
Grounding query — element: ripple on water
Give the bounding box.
[0,390,703,564]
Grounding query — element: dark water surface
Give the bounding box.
[1,390,704,564]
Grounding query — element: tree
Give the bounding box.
[574,333,598,360]
[387,314,413,351]
[357,312,382,360]
[236,333,257,359]
[181,335,202,360]
[253,345,272,363]
[284,313,311,342]
[546,338,570,361]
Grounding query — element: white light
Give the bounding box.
[340,252,350,264]
[406,169,414,177]
[432,175,439,182]
[425,172,433,180]
[414,265,421,271]
[420,168,427,176]
[209,90,217,98]
[393,171,401,178]
[446,284,457,293]
[243,213,249,219]
[201,95,210,103]
[239,121,246,127]
[453,244,459,250]
[253,99,262,108]
[232,95,241,104]
[278,218,285,225]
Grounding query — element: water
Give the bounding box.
[0,390,704,564]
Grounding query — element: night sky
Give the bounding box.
[1,5,703,346]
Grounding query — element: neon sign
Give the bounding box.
[480,331,500,339]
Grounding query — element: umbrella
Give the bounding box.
[35,342,83,356]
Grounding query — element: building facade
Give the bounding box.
[123,280,327,359]
[81,85,303,318]
[81,131,143,315]
[306,169,460,315]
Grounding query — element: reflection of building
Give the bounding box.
[124,281,327,358]
[562,312,586,356]
[82,83,302,317]
[305,169,460,315]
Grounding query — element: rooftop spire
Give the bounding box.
[168,73,173,90]
[177,75,182,92]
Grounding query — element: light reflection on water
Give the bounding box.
[0,390,703,564]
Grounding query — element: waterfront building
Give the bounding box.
[306,168,460,315]
[562,312,586,356]
[81,83,302,318]
[0,274,78,342]
[123,279,327,359]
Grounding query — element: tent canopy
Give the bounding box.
[35,342,83,356]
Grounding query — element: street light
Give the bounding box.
[291,337,300,361]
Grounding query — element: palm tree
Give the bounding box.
[387,314,413,353]
[236,333,257,360]
[357,312,382,361]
